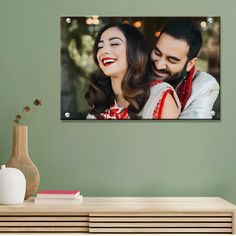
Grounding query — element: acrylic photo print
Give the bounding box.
[61,16,220,120]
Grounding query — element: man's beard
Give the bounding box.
[153,62,188,88]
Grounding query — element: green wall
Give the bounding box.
[0,0,236,203]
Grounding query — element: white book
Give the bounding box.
[34,195,83,203]
[36,190,81,199]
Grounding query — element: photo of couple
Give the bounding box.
[61,17,220,120]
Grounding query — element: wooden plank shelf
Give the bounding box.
[0,197,235,234]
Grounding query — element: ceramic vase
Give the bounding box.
[6,125,40,199]
[0,165,26,204]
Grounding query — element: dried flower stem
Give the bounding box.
[14,99,42,125]
[26,105,36,125]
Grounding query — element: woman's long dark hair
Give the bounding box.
[85,23,150,119]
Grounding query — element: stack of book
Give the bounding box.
[34,190,83,203]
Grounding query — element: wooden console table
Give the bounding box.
[0,197,236,234]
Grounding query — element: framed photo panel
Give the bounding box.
[61,16,220,120]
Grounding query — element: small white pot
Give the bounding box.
[0,165,26,204]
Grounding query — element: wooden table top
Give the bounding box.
[0,197,235,215]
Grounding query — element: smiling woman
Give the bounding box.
[85,23,149,119]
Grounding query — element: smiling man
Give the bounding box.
[151,18,220,119]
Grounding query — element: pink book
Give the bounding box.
[36,190,81,199]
